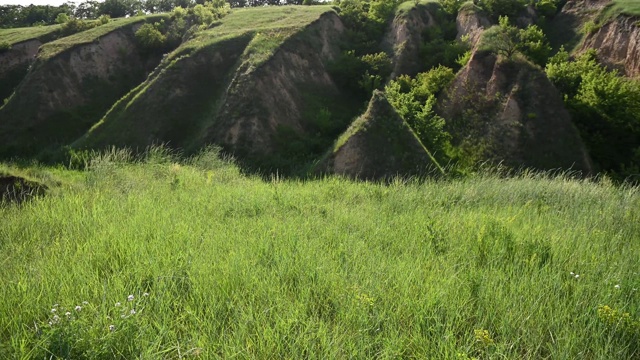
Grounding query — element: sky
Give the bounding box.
[0,0,73,6]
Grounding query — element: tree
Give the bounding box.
[55,12,70,23]
[480,16,551,65]
[480,16,519,58]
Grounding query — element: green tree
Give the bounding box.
[385,66,455,164]
[481,16,551,66]
[135,23,166,50]
[546,49,640,177]
[479,0,526,19]
[55,12,69,23]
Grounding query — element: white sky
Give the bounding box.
[0,0,74,6]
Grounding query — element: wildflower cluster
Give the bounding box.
[597,305,640,335]
[37,292,151,358]
[474,329,495,348]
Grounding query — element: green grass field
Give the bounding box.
[0,24,63,46]
[1,148,638,358]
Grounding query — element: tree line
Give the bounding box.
[0,0,310,28]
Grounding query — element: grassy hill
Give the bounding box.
[0,24,63,46]
[0,148,638,358]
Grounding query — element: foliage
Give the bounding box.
[329,50,393,98]
[481,16,551,66]
[534,0,563,18]
[385,65,455,164]
[55,12,69,24]
[98,14,111,25]
[135,23,167,50]
[546,48,640,177]
[337,0,399,54]
[1,148,639,358]
[438,0,465,14]
[419,6,469,71]
[61,17,98,36]
[477,0,526,19]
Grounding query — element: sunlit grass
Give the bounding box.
[0,24,63,46]
[0,148,638,358]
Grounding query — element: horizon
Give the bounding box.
[0,0,74,6]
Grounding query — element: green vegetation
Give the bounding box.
[0,148,638,358]
[385,65,455,165]
[37,15,168,61]
[600,0,640,22]
[480,16,552,67]
[0,24,63,45]
[546,49,640,178]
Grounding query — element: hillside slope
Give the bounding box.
[318,90,441,180]
[0,15,167,158]
[437,50,593,173]
[73,6,350,169]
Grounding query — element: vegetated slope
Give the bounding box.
[0,15,167,158]
[76,6,349,169]
[438,50,593,173]
[0,25,64,102]
[581,14,640,77]
[317,90,441,180]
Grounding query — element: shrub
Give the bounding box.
[55,12,70,24]
[98,14,111,25]
[135,23,166,50]
[385,66,456,164]
[61,18,97,36]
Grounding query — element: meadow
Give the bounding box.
[0,148,639,359]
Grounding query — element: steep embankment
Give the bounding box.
[0,25,63,101]
[455,2,491,47]
[545,0,611,52]
[318,90,440,180]
[0,16,167,157]
[76,6,346,162]
[438,50,592,173]
[382,1,436,78]
[581,14,640,77]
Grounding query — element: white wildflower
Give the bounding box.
[127,294,134,302]
[143,292,149,297]
[75,306,82,312]
[65,312,71,317]
[115,302,121,307]
[574,274,580,279]
[51,308,57,313]
[130,309,136,315]
[615,284,621,289]
[570,272,575,276]
[52,315,60,322]
[109,325,115,332]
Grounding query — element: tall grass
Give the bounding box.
[0,148,638,358]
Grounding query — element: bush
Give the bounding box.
[385,66,456,164]
[479,0,526,19]
[546,48,640,177]
[55,12,70,24]
[98,14,111,25]
[61,18,97,36]
[135,23,166,50]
